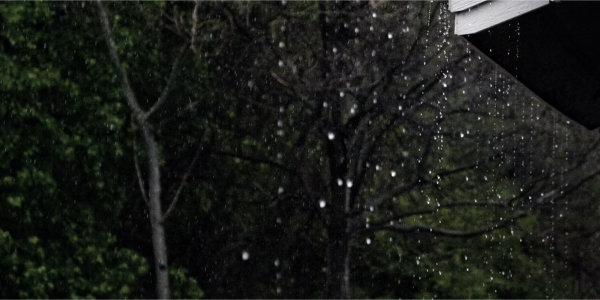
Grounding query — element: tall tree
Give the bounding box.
[96,2,206,298]
[188,2,600,297]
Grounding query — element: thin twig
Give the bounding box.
[190,0,200,54]
[214,150,298,176]
[133,138,149,205]
[145,43,188,119]
[163,143,204,220]
[371,211,527,238]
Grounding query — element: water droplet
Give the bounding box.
[372,12,377,18]
[278,60,284,67]
[278,41,285,48]
[274,259,280,267]
[346,179,353,188]
[319,200,326,208]
[332,47,338,54]
[387,32,393,39]
[337,178,343,186]
[327,132,335,140]
[390,170,397,177]
[339,91,345,97]
[278,186,284,194]
[366,238,372,245]
[242,251,250,261]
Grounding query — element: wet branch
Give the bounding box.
[163,143,204,220]
[133,138,149,204]
[214,150,299,177]
[145,44,188,119]
[370,210,527,238]
[96,0,145,119]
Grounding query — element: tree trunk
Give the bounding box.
[142,125,170,299]
[325,214,351,298]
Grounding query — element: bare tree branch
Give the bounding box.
[371,211,527,238]
[133,138,149,205]
[145,43,188,119]
[96,1,146,119]
[214,150,299,177]
[368,201,509,229]
[190,0,200,54]
[163,142,205,220]
[363,179,424,212]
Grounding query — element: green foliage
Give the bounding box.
[1,1,598,299]
[0,2,202,298]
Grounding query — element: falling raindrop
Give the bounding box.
[390,170,397,177]
[319,199,326,208]
[387,32,393,39]
[242,251,250,261]
[278,41,285,48]
[327,132,335,140]
[366,238,372,245]
[346,179,353,188]
[337,178,343,186]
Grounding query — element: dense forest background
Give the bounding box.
[1,1,600,298]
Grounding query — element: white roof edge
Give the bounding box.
[454,0,550,35]
[449,0,489,13]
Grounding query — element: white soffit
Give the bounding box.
[449,0,488,12]
[454,0,550,35]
